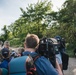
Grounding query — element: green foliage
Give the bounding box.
[1,25,10,40]
[10,38,22,47]
[0,0,76,56]
[8,0,53,39]
[46,0,76,51]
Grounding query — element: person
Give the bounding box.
[61,38,66,52]
[23,34,63,75]
[0,41,3,49]
[3,41,10,49]
[18,47,24,56]
[0,41,3,63]
[0,48,11,69]
[0,68,8,75]
[3,41,13,57]
[10,50,18,58]
[55,36,63,70]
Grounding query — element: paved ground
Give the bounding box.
[63,58,76,75]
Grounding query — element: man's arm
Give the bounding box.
[56,60,63,75]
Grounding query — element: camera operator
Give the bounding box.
[55,36,69,71]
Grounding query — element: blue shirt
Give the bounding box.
[0,58,12,69]
[23,51,58,75]
[0,59,9,69]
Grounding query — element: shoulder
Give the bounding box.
[35,56,54,69]
[36,56,52,65]
[35,56,58,75]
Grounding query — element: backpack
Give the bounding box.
[61,52,69,70]
[8,54,39,75]
[0,68,8,75]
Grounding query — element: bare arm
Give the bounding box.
[56,60,63,75]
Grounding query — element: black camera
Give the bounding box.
[36,37,59,68]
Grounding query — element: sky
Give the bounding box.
[0,0,66,34]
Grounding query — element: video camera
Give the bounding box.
[36,37,59,68]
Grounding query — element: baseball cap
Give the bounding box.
[1,48,9,58]
[55,36,61,41]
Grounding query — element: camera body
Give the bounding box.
[37,37,59,68]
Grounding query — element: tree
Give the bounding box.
[9,0,53,38]
[1,25,10,40]
[50,0,76,49]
